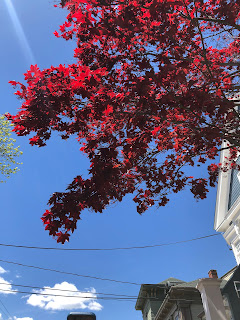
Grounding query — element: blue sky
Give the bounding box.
[0,1,237,320]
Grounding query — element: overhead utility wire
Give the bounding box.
[0,306,9,320]
[0,282,138,298]
[0,233,221,251]
[0,288,138,301]
[0,288,158,302]
[0,233,221,287]
[0,259,141,286]
[0,282,173,301]
[0,297,12,320]
[0,299,12,319]
[0,302,9,320]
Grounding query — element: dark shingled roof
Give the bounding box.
[175,279,228,289]
[158,277,185,285]
[175,280,199,288]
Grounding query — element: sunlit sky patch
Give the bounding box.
[3,0,36,64]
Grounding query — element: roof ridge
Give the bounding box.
[158,277,185,284]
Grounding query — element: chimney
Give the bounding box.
[208,270,218,279]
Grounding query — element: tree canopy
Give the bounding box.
[0,115,22,182]
[7,0,240,243]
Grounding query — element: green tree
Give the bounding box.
[0,115,22,182]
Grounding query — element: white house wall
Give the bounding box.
[214,141,231,231]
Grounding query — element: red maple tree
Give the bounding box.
[7,0,240,243]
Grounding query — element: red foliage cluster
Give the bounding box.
[8,0,240,242]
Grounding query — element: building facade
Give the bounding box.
[135,268,240,320]
[214,96,240,265]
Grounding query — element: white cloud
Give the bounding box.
[27,282,103,311]
[0,266,7,274]
[87,301,104,311]
[0,276,15,295]
[14,317,33,320]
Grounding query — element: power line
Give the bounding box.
[0,281,185,302]
[0,298,12,319]
[0,234,221,287]
[0,287,159,302]
[0,307,9,320]
[0,282,162,302]
[0,282,138,298]
[0,302,10,320]
[0,288,138,301]
[0,259,141,286]
[0,234,221,288]
[0,233,221,251]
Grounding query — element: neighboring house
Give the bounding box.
[221,265,240,319]
[214,95,240,265]
[135,97,240,320]
[136,267,240,320]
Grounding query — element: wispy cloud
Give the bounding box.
[0,266,7,274]
[0,276,15,295]
[14,317,33,320]
[0,314,32,320]
[27,282,103,311]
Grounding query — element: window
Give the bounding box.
[235,242,240,252]
[228,157,240,209]
[234,281,240,298]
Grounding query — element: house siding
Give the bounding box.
[222,266,240,320]
[190,304,204,319]
[143,299,163,320]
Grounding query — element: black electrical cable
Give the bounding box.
[0,259,141,286]
[0,288,138,301]
[0,302,9,320]
[0,299,12,319]
[0,234,221,288]
[0,281,138,298]
[0,233,221,251]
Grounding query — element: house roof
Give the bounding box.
[154,277,229,320]
[222,264,240,292]
[135,277,188,311]
[175,279,199,288]
[158,277,185,285]
[175,279,227,289]
[135,276,228,313]
[155,286,202,320]
[221,265,237,281]
[135,283,166,311]
[135,277,184,309]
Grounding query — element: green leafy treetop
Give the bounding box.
[0,115,22,182]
